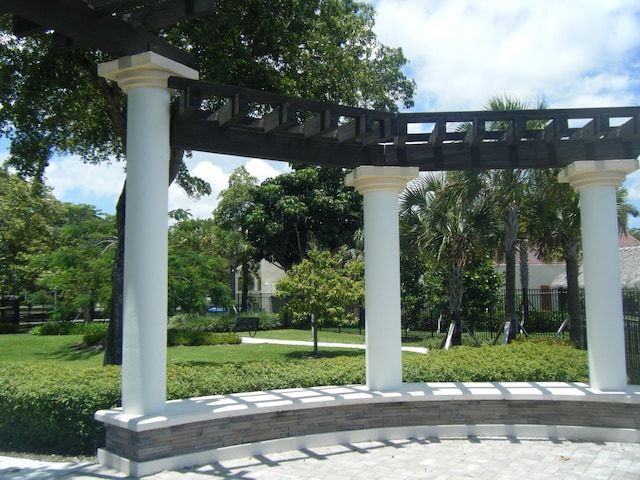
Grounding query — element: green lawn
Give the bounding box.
[0,334,105,366]
[0,332,369,368]
[253,328,365,344]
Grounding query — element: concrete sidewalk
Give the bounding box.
[240,336,429,354]
[2,437,640,479]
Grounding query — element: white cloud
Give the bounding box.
[373,0,640,110]
[168,153,291,219]
[245,158,289,182]
[168,159,229,219]
[34,150,291,219]
[45,156,126,213]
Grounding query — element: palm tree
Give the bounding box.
[617,188,639,235]
[400,172,498,346]
[522,168,584,347]
[480,95,546,342]
[523,171,638,349]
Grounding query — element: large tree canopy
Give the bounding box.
[0,0,416,364]
[244,166,363,271]
[30,204,116,322]
[0,169,64,294]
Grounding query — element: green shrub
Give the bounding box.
[82,323,109,347]
[168,312,282,333]
[0,363,121,455]
[30,321,109,337]
[167,329,241,346]
[0,338,588,456]
[248,312,282,330]
[403,338,589,383]
[30,321,75,336]
[168,313,235,332]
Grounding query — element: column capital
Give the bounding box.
[98,51,198,93]
[345,166,419,194]
[558,159,639,189]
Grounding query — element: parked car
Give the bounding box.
[207,305,237,315]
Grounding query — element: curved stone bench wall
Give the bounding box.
[96,382,640,477]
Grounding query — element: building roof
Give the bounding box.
[551,237,640,289]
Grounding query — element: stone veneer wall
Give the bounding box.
[103,398,640,463]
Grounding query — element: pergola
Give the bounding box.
[170,76,640,170]
[3,1,640,476]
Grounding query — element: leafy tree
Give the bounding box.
[31,204,115,321]
[245,166,363,271]
[522,170,638,349]
[276,248,364,355]
[168,219,230,314]
[213,167,259,312]
[400,246,431,332]
[0,1,415,364]
[0,169,64,294]
[457,95,546,342]
[403,254,503,337]
[400,172,499,346]
[166,0,415,109]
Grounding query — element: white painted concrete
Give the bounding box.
[98,52,198,416]
[345,166,419,391]
[559,159,639,391]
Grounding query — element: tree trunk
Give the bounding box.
[448,266,464,346]
[241,261,249,313]
[82,298,95,323]
[103,148,185,365]
[312,314,319,356]
[519,238,529,328]
[504,206,519,342]
[103,184,125,365]
[564,238,585,349]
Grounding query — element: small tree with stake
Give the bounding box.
[276,248,364,356]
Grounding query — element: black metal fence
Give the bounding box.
[626,319,640,385]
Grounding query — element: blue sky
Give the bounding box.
[3,0,640,225]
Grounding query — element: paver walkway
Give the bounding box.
[2,437,640,479]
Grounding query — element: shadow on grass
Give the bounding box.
[284,348,364,360]
[171,348,364,367]
[35,342,105,362]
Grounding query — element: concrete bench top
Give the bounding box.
[96,381,640,433]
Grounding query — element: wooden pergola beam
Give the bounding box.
[0,0,201,65]
[168,78,640,172]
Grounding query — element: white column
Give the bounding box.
[559,159,639,391]
[346,166,419,391]
[98,52,198,416]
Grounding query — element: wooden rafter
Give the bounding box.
[169,77,640,171]
[0,0,215,65]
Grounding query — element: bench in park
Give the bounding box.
[234,317,259,337]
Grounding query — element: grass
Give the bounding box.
[168,343,365,365]
[0,334,105,367]
[254,328,365,344]
[0,328,571,368]
[0,332,368,368]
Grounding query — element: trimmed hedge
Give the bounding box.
[30,321,108,337]
[404,339,589,383]
[0,339,588,455]
[167,330,241,346]
[0,363,121,455]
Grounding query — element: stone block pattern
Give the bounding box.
[103,399,640,462]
